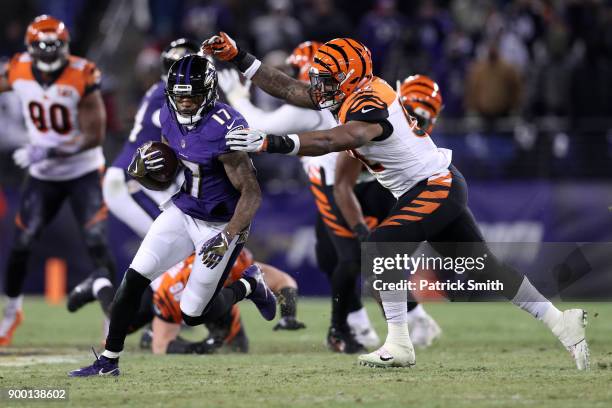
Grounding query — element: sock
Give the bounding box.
[101,350,120,359]
[5,295,23,315]
[386,322,412,347]
[347,307,373,330]
[406,304,428,322]
[278,287,297,318]
[511,276,562,328]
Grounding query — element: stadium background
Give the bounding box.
[1,0,611,297]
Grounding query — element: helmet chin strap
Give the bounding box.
[174,103,207,125]
[35,59,63,73]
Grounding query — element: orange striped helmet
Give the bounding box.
[309,38,373,110]
[398,75,443,133]
[286,41,322,82]
[25,15,70,73]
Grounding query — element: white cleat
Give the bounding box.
[350,324,380,349]
[408,315,442,348]
[551,309,589,370]
[358,342,416,368]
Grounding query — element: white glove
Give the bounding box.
[12,145,49,168]
[217,69,251,105]
[226,128,267,153]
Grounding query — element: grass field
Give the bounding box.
[1,297,612,408]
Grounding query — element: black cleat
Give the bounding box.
[327,326,366,354]
[273,316,306,331]
[67,277,95,312]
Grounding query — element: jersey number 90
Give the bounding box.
[28,101,71,134]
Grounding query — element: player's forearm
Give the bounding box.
[334,183,366,229]
[251,63,314,109]
[265,125,371,156]
[225,186,261,238]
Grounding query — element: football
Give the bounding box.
[144,141,179,183]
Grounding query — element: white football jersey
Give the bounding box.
[7,53,105,181]
[338,77,452,198]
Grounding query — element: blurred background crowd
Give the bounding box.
[1,0,612,295]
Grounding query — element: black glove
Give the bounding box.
[273,317,306,331]
[198,231,231,268]
[352,222,370,242]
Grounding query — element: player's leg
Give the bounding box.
[102,167,161,238]
[256,262,305,330]
[67,170,117,315]
[151,317,182,354]
[68,204,195,376]
[1,176,65,346]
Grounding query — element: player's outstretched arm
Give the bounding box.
[202,32,314,109]
[226,120,383,157]
[333,152,369,240]
[77,89,106,151]
[219,151,262,238]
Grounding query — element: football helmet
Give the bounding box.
[166,54,218,125]
[286,41,321,82]
[25,15,70,73]
[161,38,200,80]
[309,38,373,111]
[398,75,443,133]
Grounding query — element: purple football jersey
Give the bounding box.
[160,101,249,222]
[112,81,166,169]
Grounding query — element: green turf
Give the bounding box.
[1,297,612,408]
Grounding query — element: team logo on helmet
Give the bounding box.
[286,41,322,82]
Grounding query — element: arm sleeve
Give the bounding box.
[231,98,325,135]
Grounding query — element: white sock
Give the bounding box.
[380,289,411,346]
[102,350,120,359]
[92,278,113,298]
[386,322,412,347]
[512,277,562,329]
[239,278,253,297]
[5,295,23,315]
[347,307,372,330]
[406,304,428,322]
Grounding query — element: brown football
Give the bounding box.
[144,141,179,183]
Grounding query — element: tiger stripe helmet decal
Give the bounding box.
[398,74,443,133]
[286,41,322,82]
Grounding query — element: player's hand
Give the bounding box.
[273,317,306,331]
[199,230,231,268]
[217,69,251,104]
[12,144,49,168]
[201,32,239,61]
[128,142,165,178]
[226,128,267,153]
[352,222,370,242]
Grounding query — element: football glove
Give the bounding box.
[352,222,370,242]
[127,142,165,178]
[12,144,49,168]
[217,69,251,105]
[226,128,268,153]
[201,32,239,61]
[273,317,306,331]
[199,230,231,268]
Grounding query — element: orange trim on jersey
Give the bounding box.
[378,220,402,227]
[309,185,329,204]
[417,190,449,199]
[322,217,355,238]
[338,77,397,124]
[85,205,108,228]
[401,200,441,215]
[7,54,34,86]
[15,213,27,230]
[309,175,322,186]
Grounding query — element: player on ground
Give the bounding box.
[0,15,115,346]
[69,54,275,377]
[66,38,200,313]
[141,249,304,354]
[202,33,589,369]
[334,74,445,348]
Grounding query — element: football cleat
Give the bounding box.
[68,349,120,377]
[67,276,95,312]
[0,309,23,346]
[358,342,416,368]
[226,325,249,353]
[327,326,366,354]
[408,314,442,348]
[273,316,306,331]
[242,265,277,321]
[550,309,589,370]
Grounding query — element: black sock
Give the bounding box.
[105,268,151,353]
[5,248,29,297]
[278,287,298,318]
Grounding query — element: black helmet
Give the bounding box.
[166,54,218,125]
[160,38,200,79]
